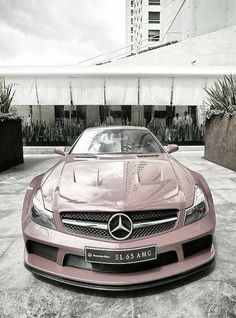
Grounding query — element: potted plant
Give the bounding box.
[0,82,24,172]
[204,75,236,171]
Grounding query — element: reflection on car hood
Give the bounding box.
[42,154,195,213]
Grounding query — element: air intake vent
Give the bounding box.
[26,240,58,262]
[182,235,213,258]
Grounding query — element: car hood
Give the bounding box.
[42,155,195,213]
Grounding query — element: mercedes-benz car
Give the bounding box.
[22,126,215,290]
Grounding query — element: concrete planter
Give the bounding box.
[204,114,236,171]
[0,120,24,172]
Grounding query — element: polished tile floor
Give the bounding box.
[0,149,236,318]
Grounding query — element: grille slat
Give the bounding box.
[60,210,178,240]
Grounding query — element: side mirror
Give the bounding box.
[166,144,179,154]
[54,147,66,156]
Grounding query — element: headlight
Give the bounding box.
[31,189,56,229]
[184,186,209,225]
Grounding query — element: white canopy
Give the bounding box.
[140,78,173,105]
[36,78,70,105]
[0,65,232,106]
[71,78,104,105]
[5,78,37,105]
[173,78,207,105]
[105,78,138,105]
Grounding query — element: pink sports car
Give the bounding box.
[22,126,215,290]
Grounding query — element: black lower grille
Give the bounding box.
[26,240,58,262]
[182,235,213,258]
[61,210,178,240]
[63,251,178,274]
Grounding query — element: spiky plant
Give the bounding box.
[205,75,236,116]
[0,83,15,114]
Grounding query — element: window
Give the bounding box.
[131,9,133,15]
[149,0,160,5]
[131,0,133,6]
[131,26,133,32]
[149,11,160,23]
[148,29,160,41]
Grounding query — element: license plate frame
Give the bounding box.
[85,245,157,265]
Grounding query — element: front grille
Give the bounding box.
[63,251,178,273]
[60,210,178,240]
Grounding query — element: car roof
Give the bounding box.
[85,126,149,131]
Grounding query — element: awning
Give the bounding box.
[71,77,104,105]
[140,78,172,105]
[36,78,70,105]
[2,75,226,107]
[173,78,207,105]
[5,78,37,105]
[105,78,138,105]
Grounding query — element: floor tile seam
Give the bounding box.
[0,235,22,239]
[0,237,19,263]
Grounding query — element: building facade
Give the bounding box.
[126,0,163,53]
[126,0,236,53]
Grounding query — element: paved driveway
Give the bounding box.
[0,150,236,318]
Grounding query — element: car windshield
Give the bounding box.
[71,128,163,155]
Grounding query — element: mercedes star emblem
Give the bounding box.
[108,213,133,240]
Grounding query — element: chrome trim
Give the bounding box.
[62,216,177,231]
[62,219,108,230]
[133,217,177,229]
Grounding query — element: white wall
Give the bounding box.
[163,0,236,43]
[190,0,236,37]
[162,0,187,42]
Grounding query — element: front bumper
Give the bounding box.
[23,212,215,289]
[25,258,215,291]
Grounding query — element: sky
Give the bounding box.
[0,0,126,66]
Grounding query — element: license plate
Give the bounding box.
[85,245,157,264]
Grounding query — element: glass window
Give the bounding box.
[149,0,160,5]
[149,11,160,23]
[71,128,163,155]
[148,29,160,41]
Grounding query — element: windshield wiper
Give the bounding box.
[136,154,160,157]
[74,154,98,159]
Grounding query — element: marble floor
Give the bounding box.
[0,150,236,318]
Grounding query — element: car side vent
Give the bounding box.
[26,240,58,262]
[182,235,213,258]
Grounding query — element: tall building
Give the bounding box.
[126,0,163,54]
[126,0,236,54]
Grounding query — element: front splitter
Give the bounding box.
[25,258,215,291]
